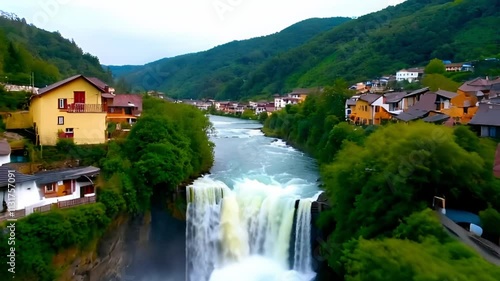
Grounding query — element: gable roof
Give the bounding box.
[34,166,100,185]
[395,109,430,122]
[36,75,108,96]
[422,113,450,123]
[469,103,500,127]
[384,92,407,103]
[395,93,437,122]
[359,94,381,105]
[405,87,430,97]
[0,166,37,188]
[459,77,500,93]
[413,93,438,111]
[111,94,143,112]
[346,97,358,106]
[436,89,457,99]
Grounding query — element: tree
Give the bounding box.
[258,111,268,123]
[320,121,497,275]
[343,238,500,281]
[479,207,500,245]
[424,58,446,74]
[422,74,460,92]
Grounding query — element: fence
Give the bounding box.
[0,195,96,222]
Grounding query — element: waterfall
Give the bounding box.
[293,199,313,274]
[186,178,228,281]
[186,177,316,281]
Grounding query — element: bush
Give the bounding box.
[0,203,111,281]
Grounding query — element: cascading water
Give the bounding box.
[186,116,321,281]
[186,178,316,281]
[293,199,314,275]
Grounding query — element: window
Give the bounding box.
[58,116,64,125]
[45,184,54,192]
[65,128,74,138]
[58,98,67,109]
[375,106,380,113]
[463,107,469,114]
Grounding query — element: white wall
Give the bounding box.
[3,181,41,211]
[0,154,10,166]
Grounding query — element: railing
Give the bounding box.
[0,209,26,221]
[0,195,97,222]
[67,103,105,113]
[33,204,52,213]
[58,195,96,209]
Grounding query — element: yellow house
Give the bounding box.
[30,75,110,145]
[349,94,391,125]
[439,89,479,124]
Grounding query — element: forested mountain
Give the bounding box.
[0,11,112,87]
[116,0,499,100]
[109,17,352,99]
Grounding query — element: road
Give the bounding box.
[436,209,500,266]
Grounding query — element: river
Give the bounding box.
[186,115,321,281]
[123,115,321,281]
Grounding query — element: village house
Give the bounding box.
[395,92,438,122]
[402,87,430,109]
[445,62,465,72]
[4,75,144,146]
[17,75,112,145]
[396,68,424,83]
[458,77,500,101]
[106,94,143,125]
[345,95,359,120]
[0,165,99,220]
[274,88,320,110]
[383,92,407,115]
[469,103,500,138]
[349,93,391,125]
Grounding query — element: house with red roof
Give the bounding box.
[28,75,112,145]
[106,94,143,125]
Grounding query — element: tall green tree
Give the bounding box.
[424,58,446,74]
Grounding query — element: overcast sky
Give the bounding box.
[2,0,405,65]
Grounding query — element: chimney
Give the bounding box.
[104,85,109,93]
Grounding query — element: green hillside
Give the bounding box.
[245,0,499,94]
[113,17,351,99]
[0,11,112,87]
[117,0,499,100]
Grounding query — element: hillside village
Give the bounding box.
[0,58,499,222]
[0,75,144,221]
[179,60,500,139]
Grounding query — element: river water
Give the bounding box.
[186,115,321,281]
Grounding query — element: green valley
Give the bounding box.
[113,0,499,100]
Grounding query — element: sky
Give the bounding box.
[2,0,406,66]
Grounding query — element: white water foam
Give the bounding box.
[186,176,316,281]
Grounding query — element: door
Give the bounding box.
[74,91,85,103]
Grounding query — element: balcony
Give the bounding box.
[67,103,105,113]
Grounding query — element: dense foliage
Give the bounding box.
[0,85,30,111]
[110,17,351,99]
[117,0,499,100]
[264,83,500,279]
[100,96,214,212]
[0,12,112,87]
[0,204,113,281]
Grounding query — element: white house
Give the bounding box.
[383,92,407,115]
[0,140,11,166]
[0,166,99,217]
[0,167,39,213]
[396,68,424,83]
